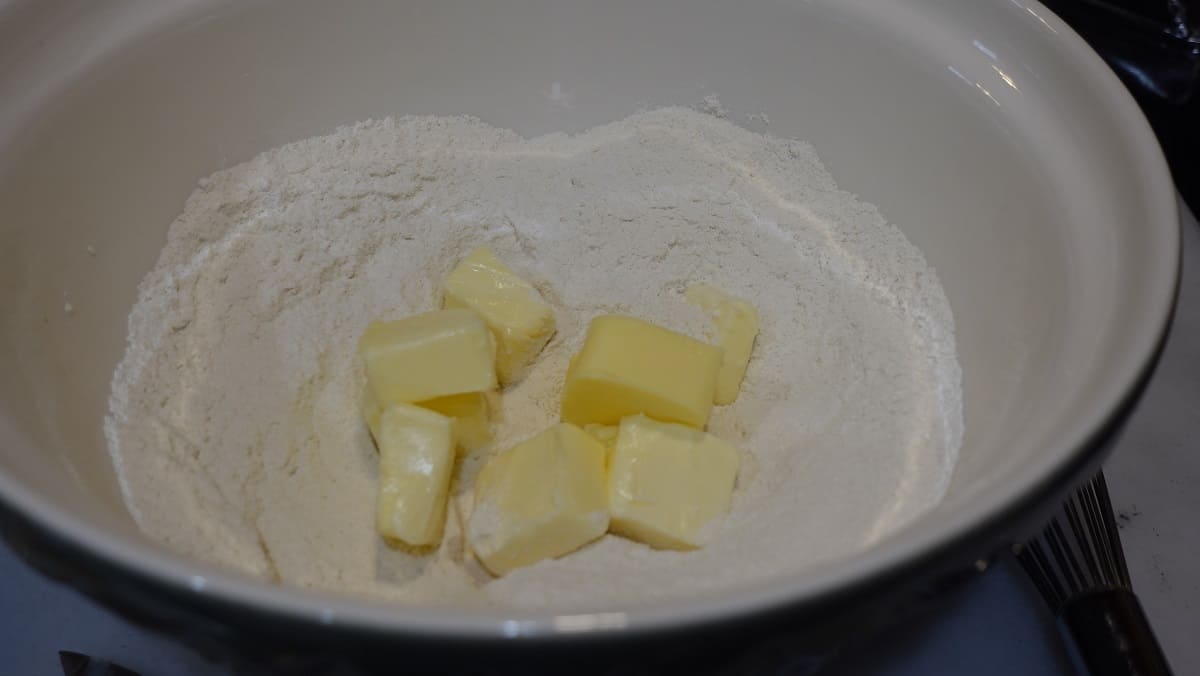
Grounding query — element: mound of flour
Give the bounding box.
[105,107,962,608]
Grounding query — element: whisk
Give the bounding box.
[1014,472,1173,676]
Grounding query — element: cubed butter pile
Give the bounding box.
[356,245,759,572]
[358,248,555,548]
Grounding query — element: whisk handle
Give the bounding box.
[1057,588,1173,676]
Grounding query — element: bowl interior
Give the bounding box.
[0,0,1176,632]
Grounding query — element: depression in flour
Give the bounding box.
[106,107,962,608]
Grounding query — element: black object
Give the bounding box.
[58,651,141,676]
[1015,473,1173,676]
[1042,0,1200,215]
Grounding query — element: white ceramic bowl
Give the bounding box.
[0,0,1179,669]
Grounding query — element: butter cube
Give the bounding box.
[686,283,760,405]
[362,385,384,443]
[467,423,608,575]
[561,315,722,429]
[608,414,739,550]
[443,247,556,385]
[419,392,492,451]
[583,423,619,466]
[376,403,457,546]
[364,387,491,452]
[359,309,496,406]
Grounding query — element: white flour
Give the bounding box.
[105,107,962,609]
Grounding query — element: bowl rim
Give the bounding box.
[0,0,1182,643]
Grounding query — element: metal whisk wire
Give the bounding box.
[1014,472,1172,676]
[1017,474,1129,607]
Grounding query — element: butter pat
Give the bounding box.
[362,385,384,443]
[607,414,739,550]
[467,423,608,575]
[686,283,760,405]
[583,423,619,466]
[561,315,722,429]
[375,403,457,546]
[443,247,556,385]
[583,423,619,449]
[359,309,496,406]
[364,387,491,452]
[419,392,492,451]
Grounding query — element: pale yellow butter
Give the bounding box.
[561,315,722,429]
[443,247,556,385]
[467,423,608,575]
[419,392,492,452]
[363,387,491,452]
[361,384,384,443]
[359,309,496,406]
[583,423,619,467]
[686,283,760,405]
[375,403,457,547]
[607,414,739,550]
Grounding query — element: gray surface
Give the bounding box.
[1,200,1196,675]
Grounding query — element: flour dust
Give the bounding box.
[105,107,962,609]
